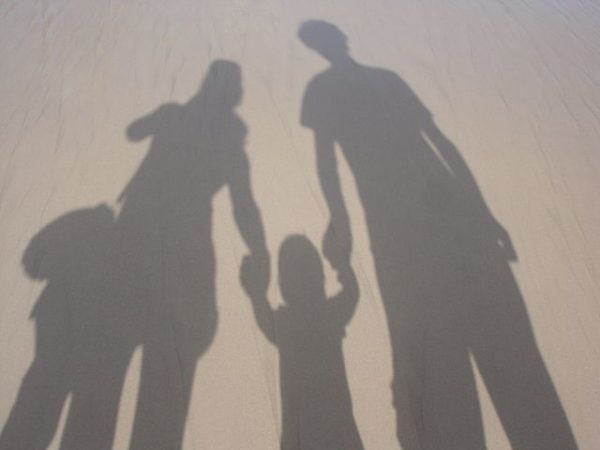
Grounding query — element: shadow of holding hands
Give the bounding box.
[298,19,578,450]
[0,22,579,450]
[241,234,364,450]
[0,60,269,450]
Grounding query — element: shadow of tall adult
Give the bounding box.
[299,20,577,450]
[119,59,268,450]
[0,59,268,450]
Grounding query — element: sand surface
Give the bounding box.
[1,1,599,449]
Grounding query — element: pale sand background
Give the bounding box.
[1,1,599,449]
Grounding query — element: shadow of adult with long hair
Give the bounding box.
[241,234,363,450]
[0,59,268,450]
[120,59,269,450]
[299,20,577,450]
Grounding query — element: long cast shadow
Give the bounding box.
[299,20,577,450]
[0,59,268,450]
[0,205,126,450]
[120,58,268,450]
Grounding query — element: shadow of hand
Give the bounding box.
[323,221,352,272]
[240,251,270,300]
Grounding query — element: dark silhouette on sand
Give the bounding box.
[241,235,363,450]
[0,59,269,450]
[0,205,124,450]
[120,58,268,450]
[299,20,577,450]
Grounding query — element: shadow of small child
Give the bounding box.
[241,234,364,450]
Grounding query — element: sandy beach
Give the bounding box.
[1,1,599,449]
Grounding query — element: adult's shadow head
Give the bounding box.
[0,204,139,450]
[299,20,577,450]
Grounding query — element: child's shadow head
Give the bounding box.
[279,235,326,307]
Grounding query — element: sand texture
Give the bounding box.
[1,1,599,449]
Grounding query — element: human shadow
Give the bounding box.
[0,205,128,450]
[0,59,269,450]
[299,20,578,450]
[119,58,268,450]
[241,234,363,450]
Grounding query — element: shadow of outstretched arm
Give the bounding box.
[227,147,268,257]
[315,131,352,270]
[227,139,273,341]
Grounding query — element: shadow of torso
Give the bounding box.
[119,100,247,351]
[276,302,362,450]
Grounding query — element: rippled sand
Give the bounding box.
[1,1,599,449]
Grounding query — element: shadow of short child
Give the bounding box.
[241,234,363,450]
